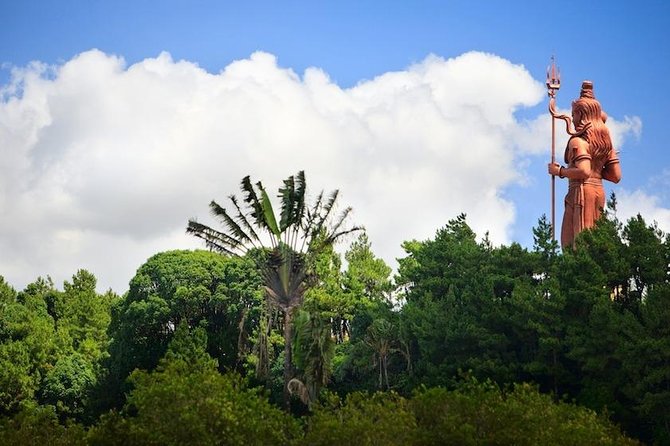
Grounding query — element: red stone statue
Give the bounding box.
[548,81,622,248]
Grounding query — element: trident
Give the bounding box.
[546,56,561,240]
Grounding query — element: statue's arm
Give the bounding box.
[561,138,591,180]
[602,150,622,183]
[548,138,591,179]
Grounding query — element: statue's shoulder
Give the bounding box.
[568,135,588,148]
[565,136,591,164]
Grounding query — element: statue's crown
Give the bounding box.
[580,81,595,99]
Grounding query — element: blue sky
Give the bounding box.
[1,0,669,292]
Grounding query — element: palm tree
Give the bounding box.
[289,309,336,406]
[187,171,361,408]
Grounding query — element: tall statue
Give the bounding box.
[547,81,622,248]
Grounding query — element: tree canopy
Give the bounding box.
[2,185,669,444]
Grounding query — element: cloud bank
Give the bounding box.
[0,50,644,292]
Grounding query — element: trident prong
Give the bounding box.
[546,56,561,97]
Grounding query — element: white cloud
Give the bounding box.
[607,115,642,153]
[617,189,670,235]
[0,50,640,292]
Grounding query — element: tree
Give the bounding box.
[290,309,335,405]
[90,323,300,445]
[0,403,87,446]
[629,284,670,444]
[187,171,361,408]
[301,391,417,446]
[343,233,393,303]
[46,270,117,422]
[0,278,58,415]
[104,250,262,411]
[396,215,518,386]
[41,352,96,421]
[410,380,638,446]
[622,214,667,303]
[0,272,116,422]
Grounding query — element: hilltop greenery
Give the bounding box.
[1,175,667,444]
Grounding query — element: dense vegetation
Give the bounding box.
[1,188,668,444]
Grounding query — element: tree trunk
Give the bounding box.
[282,307,294,410]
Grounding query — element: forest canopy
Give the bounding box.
[1,181,667,444]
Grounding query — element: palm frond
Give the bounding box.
[186,220,243,256]
[290,171,308,250]
[311,189,340,242]
[279,174,295,233]
[327,226,365,247]
[294,171,307,224]
[328,206,353,238]
[241,176,265,228]
[209,200,258,248]
[258,182,281,239]
[322,207,364,246]
[300,190,324,253]
[229,194,263,246]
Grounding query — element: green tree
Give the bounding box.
[0,272,115,422]
[0,278,58,414]
[300,391,417,446]
[625,283,670,444]
[46,271,117,421]
[90,323,299,445]
[343,233,393,304]
[397,215,517,386]
[410,380,638,446]
[56,270,114,360]
[290,309,335,405]
[40,352,96,421]
[187,171,361,408]
[622,214,668,303]
[105,250,262,410]
[0,403,87,446]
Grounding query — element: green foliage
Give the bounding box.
[301,391,417,446]
[57,270,119,373]
[0,277,58,414]
[300,381,636,446]
[0,404,87,446]
[3,198,670,444]
[410,381,637,446]
[90,326,299,446]
[331,283,408,393]
[105,250,263,409]
[628,284,670,444]
[0,276,17,307]
[187,171,362,408]
[343,233,393,302]
[0,271,116,422]
[41,353,96,420]
[291,310,335,404]
[397,215,523,386]
[398,214,487,302]
[0,341,39,413]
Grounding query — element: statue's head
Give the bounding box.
[571,80,613,157]
[571,81,604,130]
